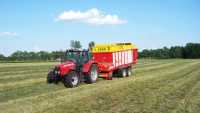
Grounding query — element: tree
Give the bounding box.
[139,49,151,58]
[11,51,24,61]
[28,52,38,60]
[184,43,200,58]
[38,51,51,60]
[139,43,200,59]
[51,50,65,60]
[0,54,5,60]
[70,40,82,49]
[169,46,184,58]
[89,41,95,51]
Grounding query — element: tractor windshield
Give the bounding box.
[65,51,79,62]
[63,50,92,64]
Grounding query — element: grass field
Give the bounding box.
[0,59,200,113]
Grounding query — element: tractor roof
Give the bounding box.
[66,49,89,52]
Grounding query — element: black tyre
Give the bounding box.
[107,72,113,80]
[127,67,132,77]
[63,71,79,88]
[120,68,127,77]
[47,71,57,83]
[85,64,98,84]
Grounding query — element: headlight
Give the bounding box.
[57,70,60,74]
[54,70,58,74]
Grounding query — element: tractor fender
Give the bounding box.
[82,60,97,73]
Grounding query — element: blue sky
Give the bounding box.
[0,0,199,56]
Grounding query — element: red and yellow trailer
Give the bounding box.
[92,43,138,79]
[47,42,138,88]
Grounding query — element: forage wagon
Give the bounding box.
[47,43,138,87]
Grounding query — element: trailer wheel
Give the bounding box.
[85,64,98,84]
[63,71,79,88]
[127,67,132,77]
[47,71,58,83]
[121,69,127,77]
[107,72,113,80]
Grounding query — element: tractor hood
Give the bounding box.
[55,61,76,76]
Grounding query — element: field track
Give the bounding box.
[0,59,200,113]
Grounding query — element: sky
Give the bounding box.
[0,0,200,56]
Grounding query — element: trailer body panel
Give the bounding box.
[92,43,138,74]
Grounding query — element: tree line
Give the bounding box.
[0,42,200,62]
[0,51,65,62]
[0,40,96,62]
[139,43,200,59]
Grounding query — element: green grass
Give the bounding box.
[0,59,200,113]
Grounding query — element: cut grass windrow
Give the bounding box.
[0,72,46,84]
[41,61,200,113]
[0,62,57,68]
[0,59,200,113]
[171,81,200,113]
[0,66,51,76]
[0,78,45,91]
[0,59,186,93]
[0,60,188,105]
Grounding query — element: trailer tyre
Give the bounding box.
[121,69,127,77]
[107,72,113,80]
[63,71,79,88]
[85,64,98,84]
[127,67,132,77]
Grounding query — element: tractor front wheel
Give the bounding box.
[85,64,98,84]
[63,71,79,88]
[47,71,58,83]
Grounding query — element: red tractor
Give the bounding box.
[47,43,138,88]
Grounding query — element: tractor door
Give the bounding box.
[82,50,92,64]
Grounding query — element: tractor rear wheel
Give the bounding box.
[63,71,79,88]
[85,64,98,84]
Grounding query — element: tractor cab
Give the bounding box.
[62,49,92,65]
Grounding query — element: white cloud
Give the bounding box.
[0,32,18,38]
[56,8,127,25]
